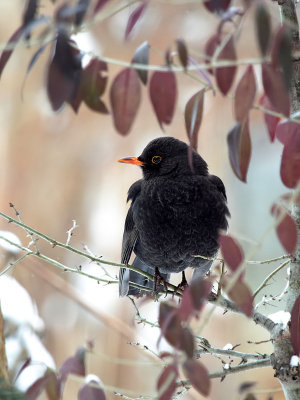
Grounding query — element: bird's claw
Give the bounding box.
[153,267,168,297]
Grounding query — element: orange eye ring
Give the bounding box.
[151,156,162,164]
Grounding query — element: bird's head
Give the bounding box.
[118,137,208,180]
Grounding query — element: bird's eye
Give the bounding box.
[151,156,162,164]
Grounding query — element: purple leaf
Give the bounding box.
[262,63,290,117]
[23,0,38,39]
[179,277,212,321]
[255,2,271,56]
[110,68,141,135]
[183,359,211,397]
[26,369,59,400]
[234,65,256,122]
[47,30,82,111]
[78,380,106,400]
[224,278,254,317]
[0,27,24,79]
[58,347,86,394]
[219,234,244,278]
[259,94,280,142]
[227,119,252,182]
[271,25,293,91]
[276,120,300,188]
[203,0,231,14]
[215,35,237,95]
[149,70,177,129]
[132,41,149,85]
[157,364,178,400]
[125,1,147,40]
[291,295,300,355]
[271,204,298,254]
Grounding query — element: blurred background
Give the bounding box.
[0,0,294,399]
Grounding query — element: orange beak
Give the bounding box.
[118,157,144,166]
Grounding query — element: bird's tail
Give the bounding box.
[119,256,170,297]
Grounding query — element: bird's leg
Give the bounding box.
[153,267,168,295]
[174,271,189,296]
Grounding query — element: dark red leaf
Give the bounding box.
[179,277,212,321]
[78,380,106,400]
[149,70,177,129]
[125,1,147,40]
[23,0,38,39]
[132,41,149,85]
[227,119,252,182]
[223,277,253,317]
[183,359,211,397]
[262,63,290,117]
[185,89,205,149]
[215,35,237,95]
[234,65,256,122]
[271,204,298,254]
[219,234,244,275]
[47,31,82,111]
[276,120,300,188]
[0,27,24,79]
[291,295,300,355]
[94,0,109,14]
[75,58,108,113]
[255,2,271,56]
[176,39,188,70]
[158,302,194,357]
[203,0,231,14]
[58,347,85,394]
[204,33,220,74]
[26,369,59,400]
[110,68,141,135]
[258,94,280,142]
[271,25,293,91]
[157,364,178,400]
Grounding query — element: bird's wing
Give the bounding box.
[119,181,142,297]
[208,174,227,200]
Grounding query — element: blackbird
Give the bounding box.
[118,137,229,297]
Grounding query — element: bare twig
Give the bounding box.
[66,220,79,246]
[253,260,290,299]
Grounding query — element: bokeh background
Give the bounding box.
[0,1,294,399]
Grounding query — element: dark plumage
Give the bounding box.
[119,137,229,297]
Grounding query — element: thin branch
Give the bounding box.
[253,259,290,299]
[196,345,270,361]
[0,253,30,277]
[66,219,79,246]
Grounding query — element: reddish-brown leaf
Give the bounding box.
[234,65,256,122]
[276,120,300,188]
[176,39,188,70]
[0,27,24,78]
[255,2,271,56]
[149,70,177,129]
[261,63,290,117]
[215,35,237,95]
[125,1,147,40]
[203,0,231,14]
[158,302,194,357]
[291,295,300,355]
[204,33,220,74]
[78,380,106,400]
[74,58,108,114]
[258,94,280,142]
[157,364,178,400]
[227,119,252,182]
[219,234,244,276]
[183,359,211,397]
[179,277,212,321]
[110,68,141,135]
[224,277,254,317]
[271,25,292,90]
[132,41,149,85]
[185,89,205,149]
[271,204,298,254]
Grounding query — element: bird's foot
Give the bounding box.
[153,267,168,297]
[174,271,189,296]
